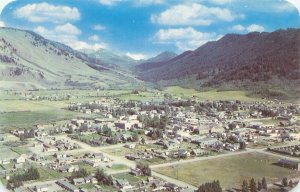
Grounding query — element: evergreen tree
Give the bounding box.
[242,180,249,192]
[240,141,247,150]
[257,181,262,191]
[288,180,293,188]
[136,162,151,176]
[250,178,257,192]
[132,132,139,142]
[95,169,113,185]
[282,177,288,187]
[71,167,88,179]
[141,137,146,144]
[262,177,267,190]
[198,180,222,192]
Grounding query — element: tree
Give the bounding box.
[289,180,293,188]
[242,180,249,192]
[19,134,25,141]
[136,162,151,176]
[95,169,113,185]
[282,177,288,187]
[262,177,267,190]
[71,167,88,179]
[257,181,262,191]
[132,132,139,142]
[7,167,40,189]
[240,141,246,150]
[198,180,222,192]
[141,137,146,145]
[250,178,257,192]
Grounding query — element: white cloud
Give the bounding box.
[286,0,300,15]
[134,0,165,6]
[0,0,15,14]
[0,0,15,28]
[231,24,245,32]
[247,24,264,32]
[13,3,80,23]
[54,23,81,36]
[154,27,221,51]
[211,0,233,5]
[34,24,106,51]
[88,35,100,42]
[99,0,124,6]
[126,53,146,60]
[0,21,5,27]
[69,41,106,51]
[93,24,106,31]
[151,3,242,26]
[231,24,265,33]
[272,0,298,13]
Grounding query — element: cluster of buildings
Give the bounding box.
[2,96,300,192]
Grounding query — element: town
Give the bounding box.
[0,89,299,192]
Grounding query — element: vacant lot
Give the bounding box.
[116,91,163,102]
[0,110,79,132]
[154,152,298,189]
[165,86,260,101]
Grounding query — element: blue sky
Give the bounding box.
[0,0,299,59]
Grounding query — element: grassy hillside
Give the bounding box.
[0,28,139,90]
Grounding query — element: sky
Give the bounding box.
[0,0,299,60]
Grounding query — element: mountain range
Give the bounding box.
[0,27,298,93]
[135,29,300,91]
[81,48,138,69]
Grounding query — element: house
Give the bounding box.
[14,155,26,164]
[177,149,190,158]
[1,159,10,165]
[54,153,67,158]
[115,121,132,130]
[34,184,48,192]
[43,144,58,152]
[151,180,165,191]
[225,143,240,151]
[73,178,85,185]
[191,149,206,156]
[164,183,180,191]
[59,165,79,173]
[121,133,133,141]
[56,157,72,164]
[31,154,44,161]
[162,140,180,150]
[14,163,23,169]
[82,159,101,167]
[84,176,98,184]
[93,153,110,162]
[124,143,136,149]
[114,179,132,189]
[130,168,143,176]
[56,180,79,192]
[278,159,300,170]
[191,137,219,147]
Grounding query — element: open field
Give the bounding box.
[102,144,162,157]
[0,110,79,132]
[154,152,299,189]
[37,167,70,181]
[165,86,261,102]
[113,172,147,184]
[116,91,163,102]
